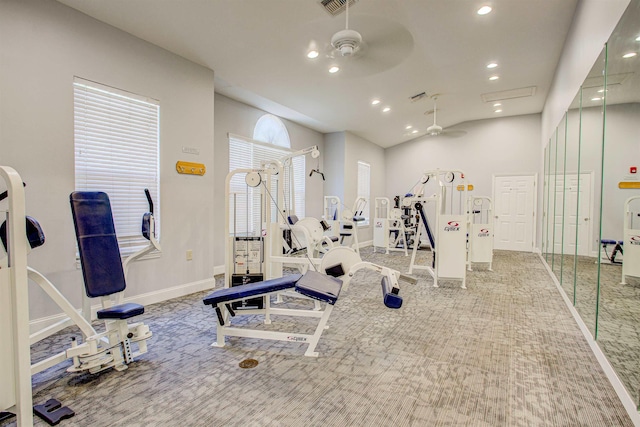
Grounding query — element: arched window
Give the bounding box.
[228,114,305,235]
[253,114,291,148]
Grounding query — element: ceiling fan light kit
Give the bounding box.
[331,28,362,56]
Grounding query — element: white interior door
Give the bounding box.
[493,175,536,251]
[555,173,591,256]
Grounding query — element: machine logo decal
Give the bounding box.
[444,221,460,232]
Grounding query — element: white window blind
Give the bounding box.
[357,161,371,226]
[74,78,160,256]
[228,134,305,236]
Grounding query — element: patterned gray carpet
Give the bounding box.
[10,249,634,426]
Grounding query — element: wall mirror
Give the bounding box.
[543,0,640,407]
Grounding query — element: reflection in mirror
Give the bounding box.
[596,0,640,406]
[563,90,583,306]
[573,47,606,338]
[547,131,558,267]
[553,115,567,281]
[543,143,550,262]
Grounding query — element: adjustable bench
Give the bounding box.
[203,271,342,357]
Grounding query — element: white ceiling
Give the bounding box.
[57,0,579,148]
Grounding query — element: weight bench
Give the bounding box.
[601,239,623,264]
[203,271,342,357]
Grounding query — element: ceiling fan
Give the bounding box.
[424,96,467,138]
[305,1,414,78]
[330,0,362,57]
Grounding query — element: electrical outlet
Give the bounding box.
[186,250,193,261]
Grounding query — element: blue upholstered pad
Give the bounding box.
[601,239,618,245]
[381,276,403,309]
[294,271,342,305]
[70,191,127,298]
[142,213,152,240]
[97,302,145,320]
[203,274,302,306]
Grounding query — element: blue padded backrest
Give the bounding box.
[70,191,126,298]
[142,213,152,241]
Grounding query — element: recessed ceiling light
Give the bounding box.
[307,50,319,59]
[477,5,492,15]
[405,125,413,130]
[494,109,502,113]
[636,35,640,42]
[597,88,607,93]
[489,75,499,81]
[591,97,601,101]
[382,107,391,113]
[493,102,502,107]
[487,62,498,69]
[329,66,340,73]
[412,130,418,134]
[623,52,637,59]
[371,99,381,105]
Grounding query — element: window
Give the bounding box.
[74,78,160,256]
[357,161,371,226]
[228,133,305,236]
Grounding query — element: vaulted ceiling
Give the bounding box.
[57,0,579,148]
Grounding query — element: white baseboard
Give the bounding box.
[29,277,216,335]
[213,264,225,276]
[358,240,373,248]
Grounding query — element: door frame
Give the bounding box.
[492,173,538,253]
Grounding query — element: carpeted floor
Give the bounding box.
[6,248,635,426]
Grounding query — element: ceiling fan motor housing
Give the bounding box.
[427,124,443,135]
[331,29,362,56]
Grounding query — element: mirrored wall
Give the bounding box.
[542,0,640,405]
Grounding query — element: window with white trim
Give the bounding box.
[357,161,371,226]
[228,134,305,236]
[74,78,160,256]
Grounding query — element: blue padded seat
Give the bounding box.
[601,239,618,245]
[97,302,145,320]
[294,270,342,305]
[203,274,302,307]
[381,276,403,309]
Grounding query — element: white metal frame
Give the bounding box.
[373,197,408,255]
[621,196,640,285]
[0,166,33,426]
[211,289,335,357]
[407,170,468,288]
[467,196,494,271]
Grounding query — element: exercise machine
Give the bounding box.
[1,183,154,427]
[467,196,494,271]
[600,239,623,264]
[320,246,416,308]
[203,271,341,357]
[373,197,409,255]
[407,170,468,288]
[203,245,413,357]
[323,195,341,242]
[621,196,640,284]
[339,196,367,255]
[0,166,32,426]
